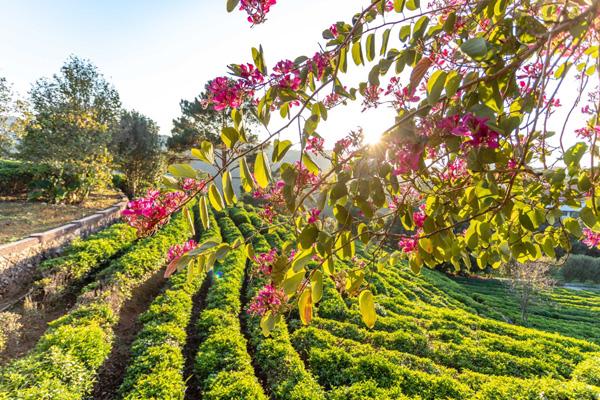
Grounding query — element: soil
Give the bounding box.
[183,272,212,400]
[0,189,123,244]
[91,269,166,400]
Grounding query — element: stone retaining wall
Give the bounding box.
[0,200,128,299]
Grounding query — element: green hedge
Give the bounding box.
[194,212,267,399]
[0,202,194,399]
[230,207,326,400]
[36,223,137,301]
[118,211,220,399]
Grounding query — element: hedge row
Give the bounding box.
[231,207,326,400]
[194,211,267,400]
[36,222,137,301]
[118,210,220,399]
[0,203,194,399]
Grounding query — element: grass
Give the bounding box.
[0,189,123,244]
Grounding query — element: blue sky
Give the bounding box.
[0,0,390,144]
[0,1,585,152]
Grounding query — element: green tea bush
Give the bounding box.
[37,222,137,300]
[560,254,600,284]
[0,204,193,399]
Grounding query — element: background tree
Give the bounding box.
[111,110,164,197]
[168,83,260,170]
[18,56,121,202]
[506,260,556,324]
[0,77,27,158]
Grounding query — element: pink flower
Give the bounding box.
[165,239,197,277]
[308,208,321,224]
[253,249,278,276]
[167,240,197,263]
[206,77,246,111]
[122,189,187,235]
[413,206,426,228]
[442,158,467,181]
[583,228,600,248]
[306,136,324,155]
[438,113,500,149]
[247,284,287,316]
[240,0,277,24]
[182,178,206,192]
[393,142,424,175]
[329,24,338,38]
[311,52,330,80]
[361,85,383,111]
[271,60,301,91]
[239,63,264,85]
[398,237,418,253]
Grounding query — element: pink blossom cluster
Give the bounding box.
[575,125,599,139]
[295,161,320,187]
[393,142,424,175]
[272,60,301,91]
[181,178,206,192]
[329,24,338,38]
[247,284,287,316]
[438,113,500,149]
[167,240,197,263]
[311,52,331,80]
[385,78,420,109]
[239,0,277,24]
[259,204,276,223]
[583,228,600,248]
[122,190,186,235]
[323,92,343,109]
[306,136,324,155]
[206,77,248,111]
[361,85,383,111]
[253,180,285,202]
[413,204,427,228]
[442,158,468,181]
[398,237,418,253]
[308,208,321,224]
[253,249,278,276]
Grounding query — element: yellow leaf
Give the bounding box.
[298,289,313,325]
[359,290,377,328]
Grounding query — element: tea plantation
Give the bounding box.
[1,202,599,399]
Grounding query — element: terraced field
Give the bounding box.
[1,201,599,399]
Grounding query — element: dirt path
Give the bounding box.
[183,272,212,400]
[91,269,166,400]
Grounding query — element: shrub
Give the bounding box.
[572,354,600,387]
[0,204,193,399]
[560,254,600,284]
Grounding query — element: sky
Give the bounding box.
[0,0,391,145]
[0,0,589,154]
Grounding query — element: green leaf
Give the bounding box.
[352,40,364,66]
[564,142,587,168]
[399,25,411,42]
[252,45,267,75]
[461,37,488,59]
[519,212,536,231]
[208,183,224,211]
[380,29,391,56]
[393,0,406,12]
[222,170,237,206]
[426,70,447,104]
[359,290,377,328]
[302,153,320,174]
[191,141,215,164]
[299,224,319,249]
[580,207,597,228]
[168,163,197,179]
[260,311,278,336]
[199,196,209,230]
[311,270,323,303]
[184,206,195,237]
[564,217,582,238]
[272,139,293,163]
[445,71,462,98]
[254,151,272,189]
[239,157,255,192]
[406,0,419,10]
[304,114,320,135]
[226,0,240,12]
[412,16,429,41]
[221,127,239,149]
[299,289,313,325]
[283,269,305,296]
[366,34,376,62]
